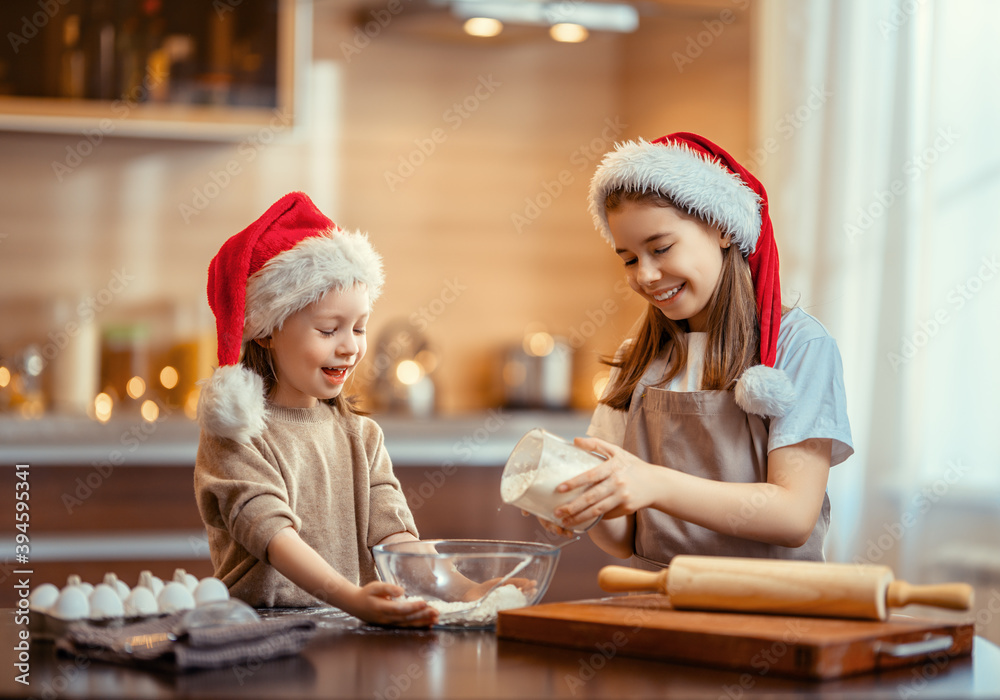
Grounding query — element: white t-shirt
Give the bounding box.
[587,307,854,466]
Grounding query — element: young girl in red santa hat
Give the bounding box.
[194,192,438,625]
[543,133,853,567]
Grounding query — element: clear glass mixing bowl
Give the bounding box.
[372,539,560,628]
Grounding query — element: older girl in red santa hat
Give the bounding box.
[193,192,439,625]
[543,133,853,568]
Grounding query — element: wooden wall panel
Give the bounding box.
[0,3,752,414]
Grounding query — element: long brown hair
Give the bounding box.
[241,339,365,416]
[600,189,761,411]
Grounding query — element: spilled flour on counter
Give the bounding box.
[408,585,528,626]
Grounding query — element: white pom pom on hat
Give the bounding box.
[198,192,385,442]
[196,365,267,445]
[733,364,796,419]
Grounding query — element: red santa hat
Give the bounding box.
[588,132,793,417]
[199,191,384,442]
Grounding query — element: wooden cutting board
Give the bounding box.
[495,595,974,680]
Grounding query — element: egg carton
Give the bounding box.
[28,569,230,642]
[28,609,147,642]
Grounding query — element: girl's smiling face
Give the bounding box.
[609,201,730,332]
[262,285,369,408]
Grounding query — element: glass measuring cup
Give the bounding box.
[500,428,603,532]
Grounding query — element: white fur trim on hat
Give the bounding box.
[197,365,268,443]
[199,229,383,443]
[588,139,762,255]
[734,364,795,418]
[244,229,384,343]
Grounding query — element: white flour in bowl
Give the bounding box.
[408,584,528,626]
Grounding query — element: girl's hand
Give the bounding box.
[521,509,576,539]
[430,557,538,601]
[553,436,659,528]
[460,576,538,602]
[341,581,439,627]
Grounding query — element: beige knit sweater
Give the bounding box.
[194,402,418,607]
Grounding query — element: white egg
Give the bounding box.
[157,581,195,614]
[63,574,93,595]
[51,586,90,620]
[29,583,60,613]
[103,573,131,601]
[173,568,199,592]
[193,577,230,606]
[138,570,164,597]
[89,584,125,619]
[123,586,159,617]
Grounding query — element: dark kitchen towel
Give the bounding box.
[56,612,317,673]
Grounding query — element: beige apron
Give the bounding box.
[623,349,829,570]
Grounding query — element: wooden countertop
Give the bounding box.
[2,608,998,699]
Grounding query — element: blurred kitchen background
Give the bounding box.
[0,0,997,640]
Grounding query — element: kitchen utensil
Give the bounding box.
[598,555,974,620]
[495,594,974,680]
[373,539,560,628]
[500,428,603,532]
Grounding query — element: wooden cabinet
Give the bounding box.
[0,465,212,606]
[0,0,309,139]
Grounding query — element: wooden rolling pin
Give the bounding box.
[598,555,974,621]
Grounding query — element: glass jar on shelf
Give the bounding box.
[99,323,150,420]
[0,346,46,419]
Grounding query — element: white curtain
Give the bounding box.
[754,0,1000,583]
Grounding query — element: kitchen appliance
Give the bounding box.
[501,330,573,410]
